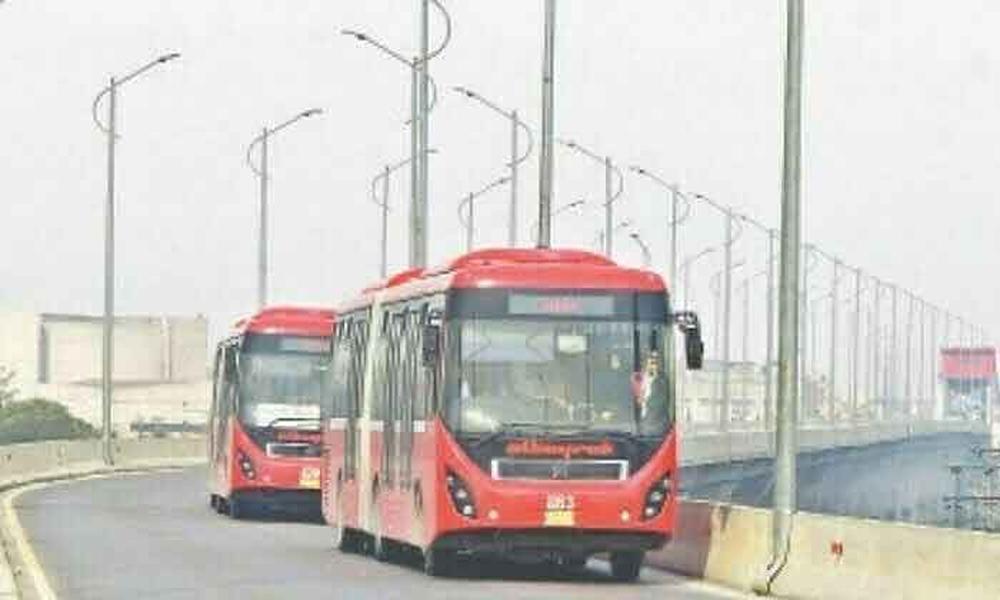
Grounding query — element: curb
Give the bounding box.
[0,457,205,600]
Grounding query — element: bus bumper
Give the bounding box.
[430,529,668,558]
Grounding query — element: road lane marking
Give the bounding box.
[2,482,58,600]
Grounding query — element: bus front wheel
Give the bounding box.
[609,551,644,582]
[423,548,454,577]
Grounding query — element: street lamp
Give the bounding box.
[341,12,449,268]
[245,108,324,309]
[558,139,624,258]
[629,165,692,292]
[679,246,718,310]
[592,219,632,253]
[91,51,181,466]
[457,176,512,252]
[371,149,439,279]
[453,86,534,247]
[628,231,652,268]
[530,199,585,245]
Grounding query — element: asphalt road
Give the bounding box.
[13,468,749,600]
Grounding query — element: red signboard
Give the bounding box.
[940,347,997,379]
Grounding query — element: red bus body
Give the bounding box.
[321,249,689,579]
[208,306,334,519]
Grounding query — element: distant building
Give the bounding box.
[0,311,210,432]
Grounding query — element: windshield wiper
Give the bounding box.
[468,422,548,450]
[263,416,321,430]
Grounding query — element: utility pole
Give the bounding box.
[829,259,840,422]
[765,230,777,433]
[852,268,861,423]
[258,130,269,308]
[537,0,556,248]
[605,157,614,257]
[102,76,118,467]
[721,210,734,431]
[417,0,430,267]
[760,0,804,592]
[379,166,390,278]
[92,52,181,467]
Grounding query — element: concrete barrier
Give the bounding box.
[0,436,206,599]
[650,499,1000,599]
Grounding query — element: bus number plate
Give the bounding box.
[299,467,321,489]
[544,494,576,527]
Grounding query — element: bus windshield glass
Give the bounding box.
[238,334,329,428]
[446,319,671,437]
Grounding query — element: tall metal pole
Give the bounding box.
[906,292,914,421]
[604,157,614,258]
[721,210,733,431]
[409,58,420,267]
[416,0,431,267]
[537,0,556,248]
[669,187,680,295]
[102,77,117,466]
[800,245,810,421]
[889,284,901,413]
[257,129,269,309]
[852,268,861,423]
[829,259,840,422]
[380,166,390,278]
[762,0,804,589]
[509,110,519,247]
[465,192,474,252]
[873,279,882,419]
[765,230,776,432]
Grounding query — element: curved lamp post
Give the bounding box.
[91,51,181,466]
[530,199,585,245]
[628,231,652,268]
[453,86,534,247]
[629,165,692,291]
[558,139,624,258]
[342,5,450,267]
[246,108,324,309]
[370,149,439,278]
[457,175,511,252]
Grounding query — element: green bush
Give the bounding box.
[0,398,98,445]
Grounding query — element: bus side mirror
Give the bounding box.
[422,323,441,367]
[674,311,704,370]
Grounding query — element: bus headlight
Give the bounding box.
[237,450,256,480]
[445,470,477,519]
[642,472,672,520]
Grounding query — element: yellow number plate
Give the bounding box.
[299,467,320,489]
[544,509,576,527]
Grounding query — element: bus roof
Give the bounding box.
[342,248,666,311]
[232,306,335,338]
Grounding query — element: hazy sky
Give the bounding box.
[1,1,998,348]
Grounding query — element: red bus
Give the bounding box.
[320,249,702,580]
[209,306,335,519]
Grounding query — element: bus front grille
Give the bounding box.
[490,458,628,481]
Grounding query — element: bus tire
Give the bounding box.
[423,548,453,577]
[609,551,644,582]
[228,496,248,520]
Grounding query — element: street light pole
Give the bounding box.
[458,176,511,252]
[246,108,324,308]
[537,0,556,249]
[761,0,804,591]
[370,150,438,279]
[91,52,181,466]
[559,139,623,258]
[452,87,534,247]
[852,267,862,423]
[628,231,652,268]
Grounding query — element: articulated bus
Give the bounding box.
[209,306,335,519]
[321,249,703,580]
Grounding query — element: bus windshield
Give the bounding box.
[238,335,329,428]
[446,319,671,437]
